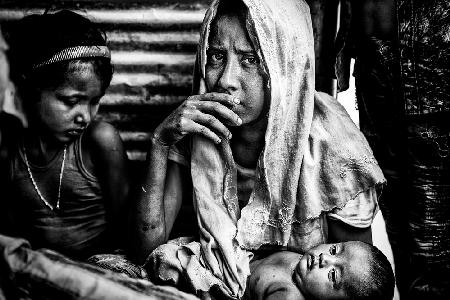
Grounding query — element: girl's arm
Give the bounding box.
[84,121,130,248]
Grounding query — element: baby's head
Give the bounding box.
[294,241,394,300]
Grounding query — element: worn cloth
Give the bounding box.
[7,131,110,259]
[0,234,198,300]
[170,138,378,230]
[87,251,149,280]
[150,0,385,298]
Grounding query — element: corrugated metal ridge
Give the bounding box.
[102,94,186,106]
[0,8,206,25]
[108,31,199,45]
[112,51,195,66]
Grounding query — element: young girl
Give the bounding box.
[2,10,129,259]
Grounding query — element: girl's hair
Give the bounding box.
[5,10,113,102]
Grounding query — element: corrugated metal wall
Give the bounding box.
[0,1,208,171]
[0,0,337,171]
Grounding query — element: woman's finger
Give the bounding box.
[186,99,242,126]
[190,111,232,139]
[181,118,222,144]
[194,92,241,107]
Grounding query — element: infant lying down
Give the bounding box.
[247,241,395,300]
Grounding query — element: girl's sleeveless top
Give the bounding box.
[9,133,109,259]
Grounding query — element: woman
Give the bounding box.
[131,0,385,297]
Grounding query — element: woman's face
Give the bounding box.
[205,13,267,125]
[33,63,104,144]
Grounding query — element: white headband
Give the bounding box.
[32,45,110,69]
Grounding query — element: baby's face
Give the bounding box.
[293,241,370,299]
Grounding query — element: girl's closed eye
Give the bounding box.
[58,95,80,106]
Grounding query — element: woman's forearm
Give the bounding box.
[129,136,170,263]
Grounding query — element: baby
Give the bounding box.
[248,241,395,300]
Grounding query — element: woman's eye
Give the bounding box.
[329,244,337,255]
[208,51,224,64]
[242,55,258,65]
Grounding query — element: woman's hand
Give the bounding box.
[153,92,242,146]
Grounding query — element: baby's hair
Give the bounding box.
[5,10,113,103]
[343,242,395,300]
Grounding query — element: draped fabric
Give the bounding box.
[0,235,198,300]
[150,0,385,298]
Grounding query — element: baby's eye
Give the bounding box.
[328,268,337,286]
[329,244,337,255]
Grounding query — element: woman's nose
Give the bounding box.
[217,58,239,92]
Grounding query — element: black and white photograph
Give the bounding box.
[0,0,448,299]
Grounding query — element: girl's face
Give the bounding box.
[205,13,267,125]
[33,63,104,144]
[294,241,370,299]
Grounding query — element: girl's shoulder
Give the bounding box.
[83,121,121,150]
[80,121,125,173]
